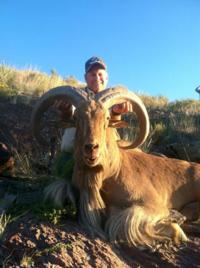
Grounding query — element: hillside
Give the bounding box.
[0,66,200,267]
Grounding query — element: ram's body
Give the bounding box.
[69,100,199,247]
[32,86,200,248]
[99,150,197,208]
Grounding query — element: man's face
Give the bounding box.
[85,66,108,93]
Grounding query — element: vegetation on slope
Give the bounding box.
[0,64,200,266]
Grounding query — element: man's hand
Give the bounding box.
[53,100,72,119]
[53,100,71,110]
[112,101,133,115]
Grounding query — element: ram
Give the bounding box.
[31,86,200,248]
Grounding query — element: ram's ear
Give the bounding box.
[109,119,129,128]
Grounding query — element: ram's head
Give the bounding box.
[31,86,150,167]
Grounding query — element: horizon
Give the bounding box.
[1,0,200,101]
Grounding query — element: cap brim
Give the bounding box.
[86,63,106,73]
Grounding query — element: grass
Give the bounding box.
[169,99,200,114]
[119,97,200,153]
[0,63,83,100]
[18,241,72,267]
[6,196,76,226]
[20,254,34,267]
[13,150,33,177]
[0,213,11,240]
[33,203,77,224]
[35,241,72,257]
[140,94,169,109]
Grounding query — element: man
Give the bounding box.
[84,56,132,113]
[84,56,108,94]
[54,56,131,178]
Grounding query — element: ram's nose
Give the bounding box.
[84,143,99,154]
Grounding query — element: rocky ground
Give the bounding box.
[1,212,200,267]
[0,97,200,267]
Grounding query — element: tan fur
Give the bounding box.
[47,99,199,248]
[67,100,200,248]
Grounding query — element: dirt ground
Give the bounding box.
[1,212,200,268]
[0,98,200,267]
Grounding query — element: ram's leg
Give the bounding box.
[105,205,189,248]
[155,222,188,245]
[44,149,77,207]
[154,209,188,245]
[44,179,77,207]
[105,205,164,248]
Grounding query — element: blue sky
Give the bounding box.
[1,0,200,101]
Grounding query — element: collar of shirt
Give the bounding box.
[84,87,96,99]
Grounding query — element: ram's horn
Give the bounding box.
[31,86,88,146]
[96,86,150,149]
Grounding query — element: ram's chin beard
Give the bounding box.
[84,157,99,167]
[83,153,102,168]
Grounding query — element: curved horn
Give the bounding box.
[96,86,150,149]
[31,86,88,146]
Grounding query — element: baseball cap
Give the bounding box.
[85,56,107,73]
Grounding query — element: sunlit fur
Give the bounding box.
[67,99,200,248]
[48,99,200,248]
